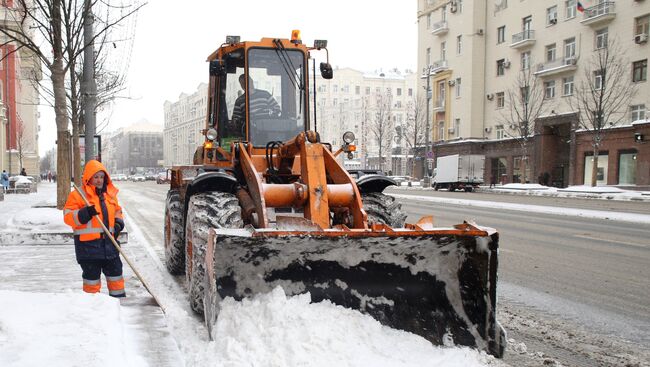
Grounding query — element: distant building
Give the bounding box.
[103,122,163,174]
[163,83,208,166]
[0,2,42,177]
[417,0,649,187]
[313,68,417,174]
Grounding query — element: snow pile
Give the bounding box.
[0,290,146,367]
[9,207,69,232]
[211,287,495,367]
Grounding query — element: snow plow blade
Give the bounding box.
[203,224,505,357]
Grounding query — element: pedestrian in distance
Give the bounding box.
[63,160,126,297]
[20,167,27,176]
[1,170,9,193]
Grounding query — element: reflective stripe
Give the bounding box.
[63,209,73,215]
[106,275,123,282]
[72,210,82,226]
[73,227,104,235]
[109,289,126,297]
[83,278,101,285]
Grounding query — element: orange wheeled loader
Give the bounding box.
[164,32,505,357]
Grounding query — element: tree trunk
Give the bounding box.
[591,146,599,187]
[520,145,527,184]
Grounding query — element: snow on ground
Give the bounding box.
[0,183,505,367]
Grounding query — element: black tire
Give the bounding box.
[361,192,407,228]
[185,191,243,315]
[164,190,185,275]
[433,182,439,191]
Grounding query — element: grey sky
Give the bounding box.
[38,0,417,153]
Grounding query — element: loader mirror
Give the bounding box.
[320,62,333,79]
[209,60,225,76]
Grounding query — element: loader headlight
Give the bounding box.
[206,128,218,141]
[342,131,355,144]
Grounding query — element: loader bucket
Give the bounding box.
[203,226,506,357]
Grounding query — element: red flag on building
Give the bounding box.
[577,1,585,12]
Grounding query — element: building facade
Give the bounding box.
[1,1,41,177]
[314,68,418,174]
[417,0,649,187]
[102,122,163,175]
[163,83,208,166]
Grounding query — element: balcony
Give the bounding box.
[534,57,578,77]
[432,99,446,112]
[580,2,616,26]
[425,59,449,75]
[510,30,536,49]
[431,20,449,36]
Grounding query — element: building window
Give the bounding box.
[595,28,608,50]
[438,121,445,141]
[342,85,349,93]
[355,85,360,95]
[441,41,447,60]
[547,6,558,25]
[426,47,431,65]
[521,51,531,70]
[497,59,505,76]
[441,5,447,21]
[566,0,576,19]
[563,76,574,96]
[619,152,637,185]
[455,78,461,97]
[521,86,530,103]
[594,70,604,90]
[497,26,506,44]
[632,59,647,82]
[395,88,400,96]
[454,118,460,135]
[564,37,576,58]
[546,44,556,62]
[395,100,402,108]
[496,92,505,108]
[333,85,338,93]
[457,35,462,54]
[584,154,608,186]
[630,104,646,122]
[544,80,556,99]
[635,15,649,37]
[496,125,505,139]
[427,13,432,29]
[365,87,371,95]
[408,88,413,97]
[457,0,463,13]
[333,98,338,106]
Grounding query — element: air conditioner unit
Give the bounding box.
[486,93,494,100]
[549,18,557,25]
[484,127,492,133]
[450,1,458,13]
[635,33,648,44]
[503,60,511,68]
[565,57,578,65]
[448,79,456,86]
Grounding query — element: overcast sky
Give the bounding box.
[38,0,418,153]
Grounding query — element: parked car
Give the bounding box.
[145,173,156,181]
[156,172,170,184]
[113,174,127,181]
[131,174,146,182]
[9,176,36,193]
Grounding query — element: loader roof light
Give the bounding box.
[348,144,356,152]
[204,141,214,149]
[291,30,302,44]
[226,35,240,44]
[314,39,328,49]
[206,128,218,141]
[343,131,355,144]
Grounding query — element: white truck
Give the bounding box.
[432,154,485,192]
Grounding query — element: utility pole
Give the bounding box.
[82,0,97,164]
[421,66,433,187]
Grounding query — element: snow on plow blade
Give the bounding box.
[203,225,505,357]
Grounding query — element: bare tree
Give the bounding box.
[16,117,26,171]
[369,91,394,173]
[568,41,637,186]
[500,65,550,183]
[0,0,142,207]
[403,95,427,180]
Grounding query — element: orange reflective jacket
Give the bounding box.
[63,160,123,243]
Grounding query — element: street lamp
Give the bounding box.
[420,65,434,187]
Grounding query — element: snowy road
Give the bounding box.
[117,181,650,367]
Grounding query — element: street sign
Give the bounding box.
[427,158,433,170]
[427,151,433,158]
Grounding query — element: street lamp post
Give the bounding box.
[421,66,433,187]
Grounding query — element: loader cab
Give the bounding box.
[209,40,309,149]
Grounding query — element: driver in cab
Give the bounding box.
[231,74,281,132]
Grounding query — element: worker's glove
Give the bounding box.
[78,205,99,224]
[114,218,125,242]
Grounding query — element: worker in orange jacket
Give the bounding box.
[63,160,126,297]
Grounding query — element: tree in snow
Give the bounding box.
[369,90,394,173]
[403,95,427,179]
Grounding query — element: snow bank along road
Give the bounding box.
[118,182,650,367]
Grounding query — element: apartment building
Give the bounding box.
[314,68,418,174]
[418,0,649,187]
[0,1,41,177]
[103,122,163,175]
[163,83,208,166]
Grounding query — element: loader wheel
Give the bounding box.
[185,191,243,315]
[361,192,407,228]
[164,190,185,275]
